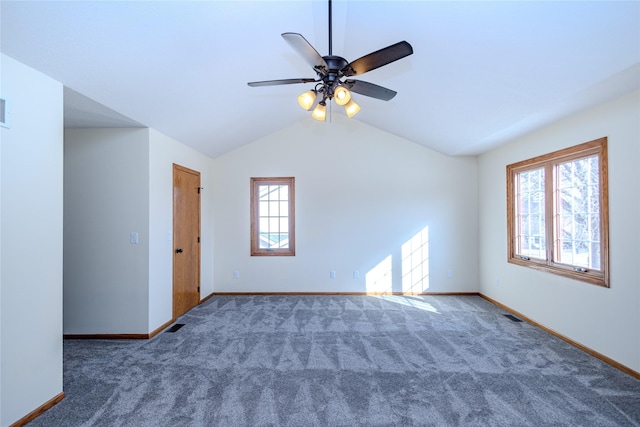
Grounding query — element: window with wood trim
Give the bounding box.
[507,137,609,287]
[250,177,295,256]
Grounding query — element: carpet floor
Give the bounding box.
[29,295,640,426]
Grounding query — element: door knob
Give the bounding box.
[176,248,183,253]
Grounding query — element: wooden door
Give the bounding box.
[173,164,201,319]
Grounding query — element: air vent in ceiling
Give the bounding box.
[0,98,9,128]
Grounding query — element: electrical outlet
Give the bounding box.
[353,270,359,279]
[330,270,336,279]
[233,271,240,279]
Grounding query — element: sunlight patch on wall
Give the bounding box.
[401,226,429,293]
[365,255,393,294]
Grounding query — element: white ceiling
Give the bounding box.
[1,1,638,158]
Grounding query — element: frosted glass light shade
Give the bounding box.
[344,100,360,118]
[297,90,316,110]
[334,86,351,106]
[311,102,326,121]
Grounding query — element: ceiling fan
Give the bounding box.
[247,0,413,121]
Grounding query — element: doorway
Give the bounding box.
[173,164,201,319]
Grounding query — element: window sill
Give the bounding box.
[508,257,609,288]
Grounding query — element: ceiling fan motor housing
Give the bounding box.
[319,55,349,98]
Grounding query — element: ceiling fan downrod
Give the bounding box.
[328,0,333,56]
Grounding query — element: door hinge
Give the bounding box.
[197,187,203,194]
[197,286,200,292]
[197,237,200,243]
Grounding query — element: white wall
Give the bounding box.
[0,61,3,427]
[64,128,150,334]
[148,129,216,331]
[478,90,640,373]
[0,54,64,427]
[64,127,215,335]
[213,115,478,293]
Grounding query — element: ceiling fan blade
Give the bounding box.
[282,32,328,72]
[247,78,317,87]
[345,80,397,101]
[342,41,413,77]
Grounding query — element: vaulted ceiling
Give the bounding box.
[1,1,638,158]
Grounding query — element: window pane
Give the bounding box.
[590,217,600,241]
[278,233,289,248]
[259,185,270,201]
[590,242,601,269]
[269,201,279,217]
[259,201,269,217]
[554,155,600,270]
[279,218,289,232]
[279,201,288,216]
[269,218,280,233]
[515,168,545,259]
[588,157,599,185]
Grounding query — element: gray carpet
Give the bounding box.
[29,295,640,426]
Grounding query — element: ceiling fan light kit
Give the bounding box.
[297,90,317,110]
[248,0,413,122]
[344,99,361,118]
[311,101,327,121]
[333,86,351,106]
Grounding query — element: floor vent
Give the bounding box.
[166,323,185,333]
[504,314,523,322]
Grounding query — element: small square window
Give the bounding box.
[250,177,295,256]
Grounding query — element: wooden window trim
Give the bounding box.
[250,177,296,256]
[507,137,609,287]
